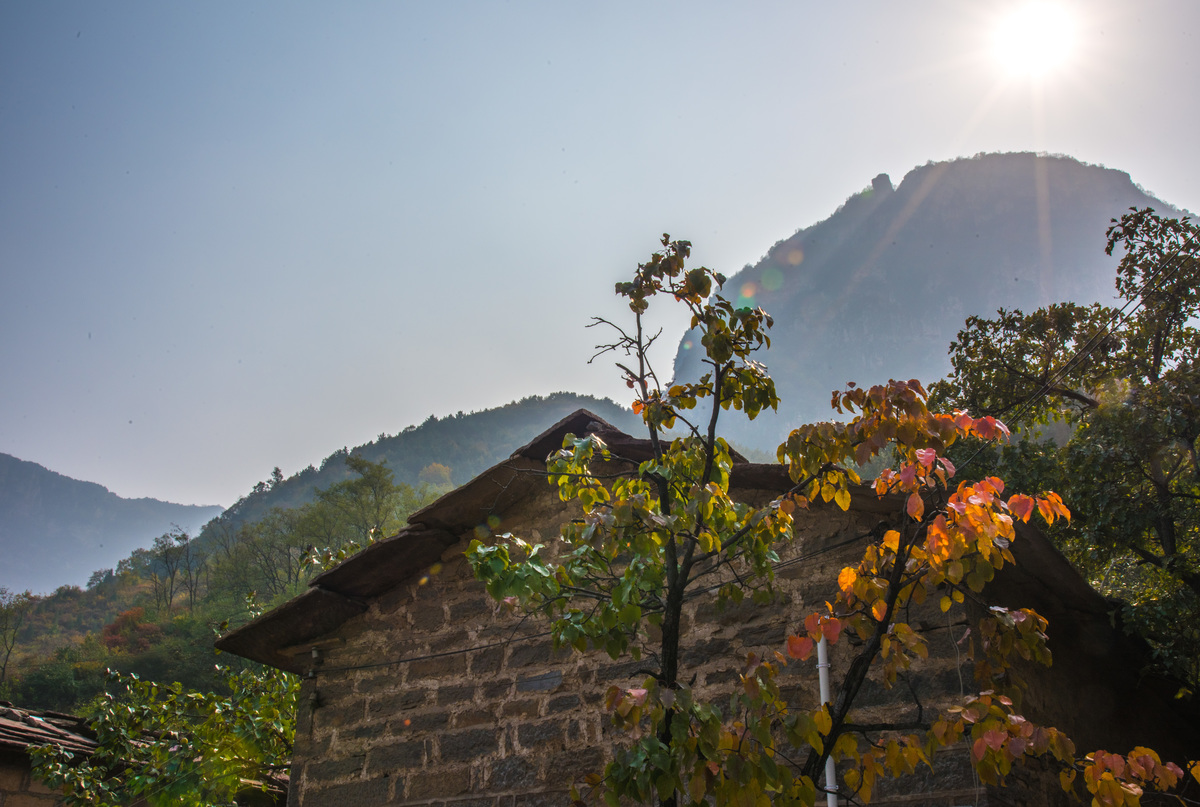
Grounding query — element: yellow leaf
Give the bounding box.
[834,487,851,511]
[844,768,861,792]
[939,595,952,613]
[883,530,900,553]
[814,707,833,736]
[1059,769,1077,793]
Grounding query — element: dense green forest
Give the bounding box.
[0,391,638,713]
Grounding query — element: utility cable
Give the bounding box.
[956,227,1199,475]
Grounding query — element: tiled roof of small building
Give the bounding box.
[0,701,96,756]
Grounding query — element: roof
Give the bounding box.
[215,409,893,673]
[215,408,1200,760]
[0,701,96,757]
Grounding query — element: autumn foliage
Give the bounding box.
[468,235,1198,807]
[99,608,163,653]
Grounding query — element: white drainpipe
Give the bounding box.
[817,636,837,807]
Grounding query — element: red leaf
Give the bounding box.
[786,635,814,660]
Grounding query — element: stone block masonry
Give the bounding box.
[0,749,62,807]
[287,497,979,807]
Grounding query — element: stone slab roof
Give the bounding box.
[0,702,96,757]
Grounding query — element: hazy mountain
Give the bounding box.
[0,453,223,595]
[673,152,1192,449]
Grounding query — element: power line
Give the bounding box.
[957,226,1199,474]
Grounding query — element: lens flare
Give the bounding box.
[761,267,784,291]
[786,248,804,266]
[738,282,758,308]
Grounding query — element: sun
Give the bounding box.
[991,3,1077,79]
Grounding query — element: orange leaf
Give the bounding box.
[822,617,842,644]
[907,492,925,521]
[871,599,888,622]
[926,515,951,560]
[838,567,858,595]
[1008,494,1036,523]
[786,634,814,660]
[1037,497,1055,524]
[805,612,823,635]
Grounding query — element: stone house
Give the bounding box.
[217,410,1200,807]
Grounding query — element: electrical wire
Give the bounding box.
[956,227,1199,474]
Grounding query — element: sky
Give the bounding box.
[2,1,1198,508]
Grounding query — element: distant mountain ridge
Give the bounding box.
[0,453,223,595]
[11,153,1187,593]
[673,152,1191,449]
[200,392,642,539]
[2,394,640,596]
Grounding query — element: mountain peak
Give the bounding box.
[674,152,1187,448]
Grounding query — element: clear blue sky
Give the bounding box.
[2,1,1197,506]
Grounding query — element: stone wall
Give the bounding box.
[0,750,61,807]
[284,490,991,807]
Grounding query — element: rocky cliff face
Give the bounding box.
[672,153,1190,449]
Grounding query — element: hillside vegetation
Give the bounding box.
[0,392,637,712]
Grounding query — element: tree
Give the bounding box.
[468,235,1195,807]
[0,586,33,687]
[419,461,454,491]
[301,456,430,570]
[932,208,1200,685]
[30,664,297,807]
[317,454,411,542]
[147,528,187,614]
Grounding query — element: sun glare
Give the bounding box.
[991,3,1077,79]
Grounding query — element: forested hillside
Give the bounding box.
[204,391,640,537]
[0,391,638,713]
